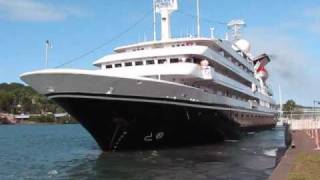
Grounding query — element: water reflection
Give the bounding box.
[58,128,284,180]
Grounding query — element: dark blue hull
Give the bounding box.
[51,94,275,152]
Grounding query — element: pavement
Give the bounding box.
[269,130,317,180]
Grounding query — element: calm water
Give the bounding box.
[0,124,285,180]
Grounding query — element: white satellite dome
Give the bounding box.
[235,39,251,54]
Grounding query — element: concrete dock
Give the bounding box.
[269,119,320,180]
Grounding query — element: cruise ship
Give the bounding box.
[21,0,277,151]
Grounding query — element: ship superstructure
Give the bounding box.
[21,0,277,151]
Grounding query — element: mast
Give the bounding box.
[153,0,157,41]
[196,0,200,37]
[155,0,178,40]
[279,84,283,118]
[210,27,215,39]
[45,40,51,68]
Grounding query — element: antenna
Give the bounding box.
[153,0,157,41]
[227,19,246,41]
[45,40,52,68]
[155,0,178,40]
[210,27,215,39]
[196,0,200,37]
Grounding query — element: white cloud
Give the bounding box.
[0,0,84,22]
[247,27,320,106]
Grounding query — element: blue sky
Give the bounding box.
[0,0,319,106]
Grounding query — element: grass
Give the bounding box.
[288,152,320,180]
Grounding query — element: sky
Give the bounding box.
[0,0,319,106]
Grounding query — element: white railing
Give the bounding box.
[287,118,320,150]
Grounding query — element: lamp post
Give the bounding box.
[314,100,320,150]
[314,100,320,120]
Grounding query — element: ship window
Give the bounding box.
[170,58,179,63]
[185,58,193,63]
[115,63,122,68]
[106,65,112,69]
[125,62,132,66]
[146,60,155,65]
[186,42,193,46]
[158,59,167,64]
[135,61,143,66]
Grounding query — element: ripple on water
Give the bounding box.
[0,125,285,180]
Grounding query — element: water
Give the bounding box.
[0,125,285,180]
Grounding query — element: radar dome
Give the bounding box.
[235,39,251,54]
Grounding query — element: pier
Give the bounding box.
[269,117,320,180]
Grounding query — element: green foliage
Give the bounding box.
[283,100,296,117]
[29,114,55,123]
[55,115,78,124]
[0,83,63,115]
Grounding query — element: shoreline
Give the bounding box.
[1,120,79,125]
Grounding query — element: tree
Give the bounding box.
[283,100,296,118]
[0,83,64,114]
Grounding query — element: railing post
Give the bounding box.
[315,119,320,150]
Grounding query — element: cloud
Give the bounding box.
[0,0,84,22]
[247,27,320,106]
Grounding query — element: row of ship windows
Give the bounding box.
[127,42,252,75]
[220,51,254,76]
[131,42,196,52]
[105,58,194,69]
[106,58,253,80]
[232,113,270,119]
[196,86,275,110]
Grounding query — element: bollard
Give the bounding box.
[308,119,311,136]
[316,129,320,150]
[308,119,312,136]
[311,120,315,139]
[315,121,320,150]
